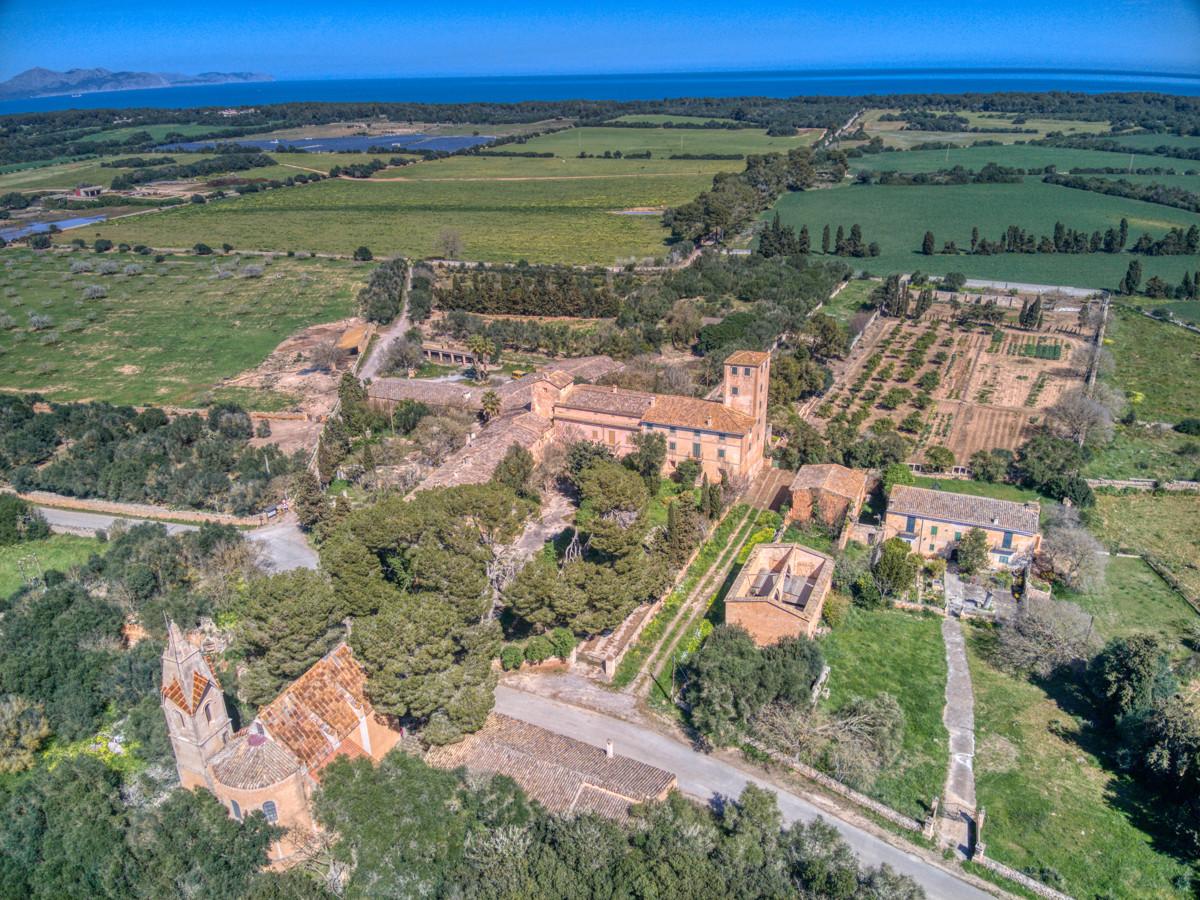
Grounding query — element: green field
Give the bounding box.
[0,250,361,405]
[0,534,104,597]
[88,161,712,264]
[1109,307,1200,422]
[848,144,1196,182]
[1072,555,1196,646]
[1089,492,1200,601]
[819,607,948,820]
[1127,299,1200,326]
[0,157,178,192]
[1106,134,1200,151]
[967,627,1191,900]
[82,123,239,144]
[1084,424,1200,482]
[518,125,816,158]
[763,181,1200,289]
[821,278,876,324]
[367,155,731,180]
[609,115,745,126]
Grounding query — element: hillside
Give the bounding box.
[0,66,272,100]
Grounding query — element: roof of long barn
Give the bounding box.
[789,464,869,501]
[641,395,757,435]
[888,485,1042,534]
[425,713,675,820]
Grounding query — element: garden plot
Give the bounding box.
[808,302,1090,466]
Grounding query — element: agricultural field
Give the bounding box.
[88,161,711,264]
[0,156,181,192]
[1124,298,1200,326]
[0,534,103,597]
[846,144,1196,181]
[608,114,744,126]
[517,125,818,158]
[80,123,238,144]
[764,180,1200,289]
[820,277,876,324]
[0,249,362,406]
[1106,134,1200,152]
[1088,492,1200,601]
[813,306,1088,467]
[365,154,731,181]
[1084,425,1200,483]
[1108,307,1200,422]
[819,606,948,820]
[1069,555,1196,647]
[966,627,1192,900]
[857,109,1116,148]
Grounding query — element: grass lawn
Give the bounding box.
[1088,492,1200,600]
[1070,555,1197,647]
[765,180,1200,290]
[966,626,1192,900]
[1084,425,1200,482]
[518,125,815,158]
[88,164,712,264]
[822,278,877,325]
[909,475,1050,505]
[819,606,948,820]
[1124,299,1200,327]
[0,157,177,192]
[0,249,361,405]
[0,534,104,597]
[1109,307,1200,423]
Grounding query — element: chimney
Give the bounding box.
[605,739,614,759]
[991,518,999,525]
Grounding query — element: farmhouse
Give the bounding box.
[787,464,870,529]
[882,485,1042,569]
[74,184,102,197]
[533,350,770,482]
[724,543,835,645]
[425,713,676,821]
[161,624,403,864]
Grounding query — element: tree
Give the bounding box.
[310,340,342,373]
[466,334,497,382]
[625,430,667,495]
[0,694,51,774]
[821,224,831,254]
[380,338,423,375]
[353,245,373,261]
[436,229,464,259]
[922,231,935,256]
[480,389,502,422]
[924,445,955,471]
[1118,258,1142,294]
[492,442,537,501]
[1041,525,1107,590]
[968,449,1004,482]
[1094,635,1177,720]
[1048,386,1117,446]
[237,570,345,706]
[873,537,919,597]
[994,596,1099,676]
[956,527,990,575]
[291,469,326,530]
[882,462,914,495]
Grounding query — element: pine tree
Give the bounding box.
[291,469,326,530]
[821,224,831,254]
[922,231,935,256]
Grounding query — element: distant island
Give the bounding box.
[0,67,273,101]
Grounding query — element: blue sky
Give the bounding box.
[1,0,1198,81]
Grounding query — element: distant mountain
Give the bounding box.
[0,67,273,101]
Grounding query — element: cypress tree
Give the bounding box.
[798,224,810,255]
[970,227,979,253]
[922,231,935,256]
[361,442,376,473]
[834,225,846,255]
[821,224,831,254]
[1118,217,1129,251]
[699,473,711,517]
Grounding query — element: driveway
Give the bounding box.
[494,686,999,900]
[36,506,318,572]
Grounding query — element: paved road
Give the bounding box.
[36,507,318,573]
[495,687,998,900]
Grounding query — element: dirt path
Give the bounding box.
[939,618,978,857]
[358,263,412,383]
[335,171,714,183]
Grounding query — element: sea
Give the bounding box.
[3,68,1200,115]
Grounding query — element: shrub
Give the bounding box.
[81,284,107,300]
[193,243,213,256]
[29,235,51,250]
[239,264,264,278]
[353,246,373,261]
[39,332,59,345]
[117,243,130,252]
[96,260,119,275]
[524,635,555,664]
[69,260,93,274]
[822,591,850,627]
[123,264,142,276]
[500,645,524,671]
[93,239,113,253]
[61,319,83,333]
[1176,418,1200,436]
[550,627,576,660]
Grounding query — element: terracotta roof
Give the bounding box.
[412,409,552,493]
[641,395,757,435]
[557,385,656,419]
[541,371,575,389]
[888,485,1041,534]
[425,713,675,820]
[724,350,770,366]
[257,644,371,769]
[367,378,477,405]
[161,677,190,713]
[790,464,869,502]
[209,733,300,790]
[310,736,371,782]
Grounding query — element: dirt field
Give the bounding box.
[804,300,1090,467]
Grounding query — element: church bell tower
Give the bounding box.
[161,621,231,791]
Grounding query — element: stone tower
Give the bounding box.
[161,621,231,791]
[723,350,771,432]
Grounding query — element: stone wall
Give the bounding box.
[972,857,1079,900]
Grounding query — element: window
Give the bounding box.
[744,367,752,376]
[954,532,962,541]
[731,386,739,395]
[929,543,936,552]
[718,448,725,460]
[692,442,702,458]
[930,526,938,536]
[999,556,1010,565]
[174,711,183,727]
[591,429,598,439]
[669,441,676,451]
[669,426,676,434]
[1002,531,1013,549]
[204,703,212,724]
[607,430,615,445]
[262,801,278,824]
[905,516,916,533]
[231,800,241,821]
